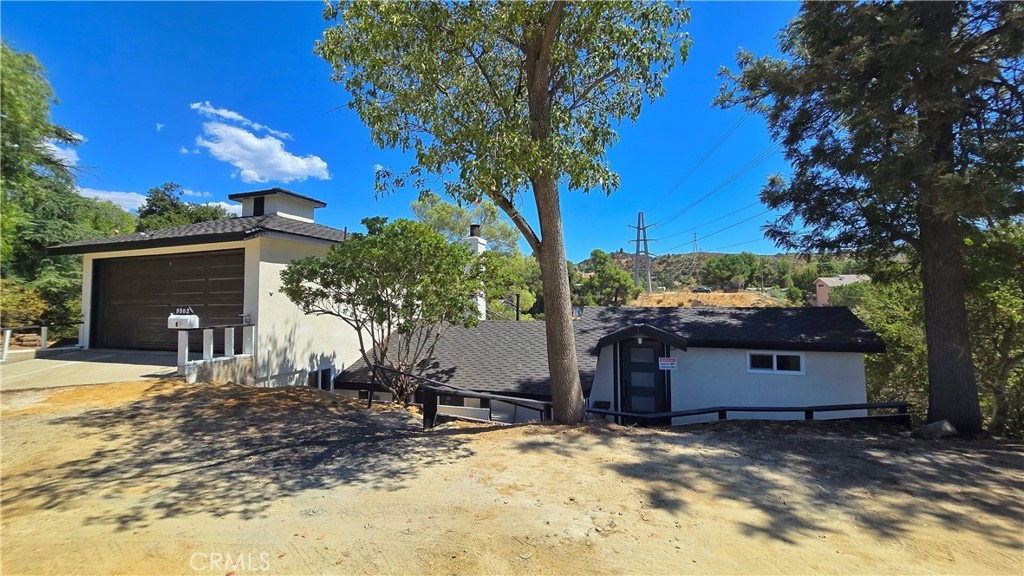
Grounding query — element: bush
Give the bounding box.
[1,279,48,327]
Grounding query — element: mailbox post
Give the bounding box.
[168,308,200,372]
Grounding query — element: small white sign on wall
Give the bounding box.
[658,357,677,370]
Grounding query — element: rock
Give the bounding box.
[13,333,42,347]
[913,420,958,439]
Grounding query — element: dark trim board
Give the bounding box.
[50,232,247,255]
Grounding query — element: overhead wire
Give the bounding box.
[655,209,772,255]
[656,200,761,242]
[651,142,782,230]
[644,113,749,212]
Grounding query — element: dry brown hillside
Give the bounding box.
[632,290,782,308]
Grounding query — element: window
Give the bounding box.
[253,196,265,216]
[747,351,805,375]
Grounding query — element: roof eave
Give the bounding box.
[47,231,249,256]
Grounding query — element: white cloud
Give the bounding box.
[77,187,147,211]
[182,188,211,198]
[373,163,384,172]
[179,146,190,154]
[44,141,80,166]
[204,200,242,216]
[194,122,330,184]
[189,101,292,140]
[156,123,165,132]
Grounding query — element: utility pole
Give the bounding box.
[628,212,655,292]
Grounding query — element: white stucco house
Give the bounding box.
[50,187,361,387]
[338,305,886,425]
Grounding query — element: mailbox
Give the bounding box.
[167,313,200,330]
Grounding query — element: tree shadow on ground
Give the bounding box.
[2,381,477,531]
[514,420,1024,547]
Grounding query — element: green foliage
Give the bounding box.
[837,223,1024,437]
[411,192,522,255]
[699,252,758,291]
[316,1,691,423]
[0,279,48,327]
[964,222,1024,436]
[280,218,508,404]
[1,42,136,325]
[137,183,232,232]
[717,2,1023,432]
[578,249,640,306]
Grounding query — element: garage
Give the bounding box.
[91,249,244,351]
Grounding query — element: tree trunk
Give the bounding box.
[987,370,1009,437]
[521,1,584,424]
[918,214,983,434]
[534,175,586,424]
[914,1,983,435]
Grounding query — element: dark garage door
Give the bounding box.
[92,249,245,351]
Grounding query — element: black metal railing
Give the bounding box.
[372,365,553,429]
[586,401,912,428]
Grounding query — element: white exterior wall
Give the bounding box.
[254,236,362,387]
[585,343,868,425]
[79,241,253,349]
[668,347,867,425]
[587,344,617,409]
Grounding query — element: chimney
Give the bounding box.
[464,224,487,320]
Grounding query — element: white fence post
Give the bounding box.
[242,325,254,355]
[224,327,235,358]
[202,328,214,361]
[2,329,11,362]
[40,326,49,350]
[177,330,189,374]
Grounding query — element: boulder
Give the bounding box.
[12,333,42,347]
[913,419,958,440]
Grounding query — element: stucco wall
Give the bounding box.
[254,237,363,387]
[668,347,867,424]
[587,344,617,409]
[586,343,868,425]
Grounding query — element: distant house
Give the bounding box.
[49,187,361,387]
[812,274,871,306]
[336,306,885,425]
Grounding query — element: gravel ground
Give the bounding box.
[2,379,1022,575]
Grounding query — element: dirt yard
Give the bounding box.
[632,291,781,308]
[2,380,1022,575]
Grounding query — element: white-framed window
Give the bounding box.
[747,351,805,375]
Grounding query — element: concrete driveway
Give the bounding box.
[0,349,177,391]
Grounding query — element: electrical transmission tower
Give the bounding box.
[628,212,655,292]
[682,233,701,280]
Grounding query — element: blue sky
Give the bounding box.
[2,1,799,261]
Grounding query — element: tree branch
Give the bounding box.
[568,68,619,111]
[489,191,541,255]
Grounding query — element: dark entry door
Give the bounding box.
[92,249,244,351]
[619,340,669,424]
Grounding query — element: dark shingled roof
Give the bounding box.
[337,305,885,398]
[48,214,347,255]
[227,187,327,207]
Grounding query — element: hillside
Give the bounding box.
[631,290,782,308]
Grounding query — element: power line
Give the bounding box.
[652,142,781,230]
[703,238,765,252]
[656,209,772,254]
[645,113,749,212]
[657,200,761,242]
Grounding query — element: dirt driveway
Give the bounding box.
[2,380,1022,575]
